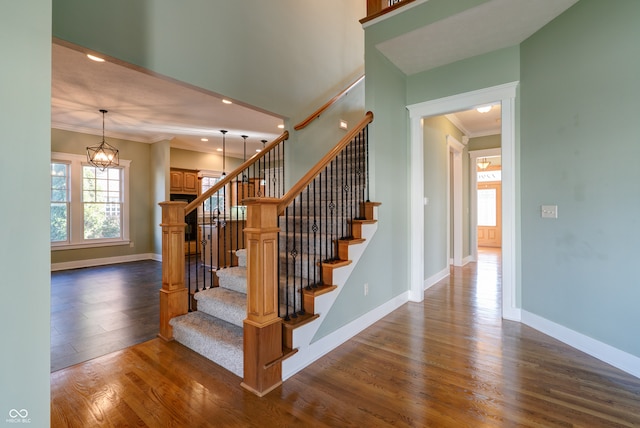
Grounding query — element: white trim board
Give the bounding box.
[51,253,158,271]
[447,134,464,267]
[406,81,519,323]
[522,311,640,380]
[424,267,450,291]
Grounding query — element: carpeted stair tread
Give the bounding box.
[215,266,247,294]
[195,287,246,327]
[169,311,243,377]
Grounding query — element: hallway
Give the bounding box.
[51,252,640,426]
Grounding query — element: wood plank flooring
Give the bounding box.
[51,249,640,427]
[51,260,162,372]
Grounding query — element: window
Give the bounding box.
[201,174,225,214]
[51,152,130,249]
[50,162,70,242]
[477,188,497,227]
[82,166,123,240]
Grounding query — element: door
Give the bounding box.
[477,178,501,248]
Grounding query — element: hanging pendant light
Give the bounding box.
[86,109,119,171]
[477,157,491,170]
[241,135,249,182]
[241,135,248,162]
[220,130,227,176]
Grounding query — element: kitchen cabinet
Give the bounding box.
[170,169,199,195]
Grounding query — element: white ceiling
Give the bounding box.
[51,0,577,152]
[376,0,578,75]
[52,42,285,157]
[446,103,502,138]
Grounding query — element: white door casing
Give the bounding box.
[406,81,520,321]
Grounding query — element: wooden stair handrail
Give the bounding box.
[278,111,373,215]
[184,131,289,215]
[360,0,416,24]
[293,75,364,131]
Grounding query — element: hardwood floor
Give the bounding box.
[50,260,162,372]
[51,249,640,427]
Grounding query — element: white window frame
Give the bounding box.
[199,170,226,217]
[50,161,70,243]
[51,152,131,250]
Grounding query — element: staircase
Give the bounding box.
[170,202,380,378]
[158,112,376,395]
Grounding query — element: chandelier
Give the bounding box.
[86,109,119,171]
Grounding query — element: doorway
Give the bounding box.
[407,81,520,321]
[476,157,502,248]
[470,148,502,259]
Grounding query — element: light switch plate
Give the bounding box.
[541,205,558,218]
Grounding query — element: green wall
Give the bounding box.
[288,80,365,185]
[469,134,501,151]
[51,129,155,264]
[520,0,640,357]
[52,0,365,125]
[0,1,51,424]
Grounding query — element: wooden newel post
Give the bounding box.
[158,201,189,341]
[241,198,283,397]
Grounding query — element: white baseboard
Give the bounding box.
[502,306,521,322]
[51,253,158,271]
[424,267,450,291]
[449,256,475,267]
[283,291,409,380]
[522,310,640,379]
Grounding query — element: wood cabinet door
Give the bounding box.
[183,172,198,194]
[170,171,184,192]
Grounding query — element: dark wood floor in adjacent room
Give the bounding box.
[51,249,640,427]
[50,260,162,372]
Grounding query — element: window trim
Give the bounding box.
[51,152,131,250]
[50,160,71,243]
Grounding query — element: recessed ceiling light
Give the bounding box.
[256,149,261,153]
[201,138,208,142]
[476,105,492,113]
[86,54,105,62]
[277,124,284,129]
[216,148,222,152]
[222,99,232,105]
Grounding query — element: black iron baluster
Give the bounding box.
[341,145,347,239]
[298,191,305,315]
[311,179,318,289]
[290,198,298,318]
[222,185,227,268]
[281,142,285,198]
[365,126,370,203]
[284,203,291,321]
[350,138,355,232]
